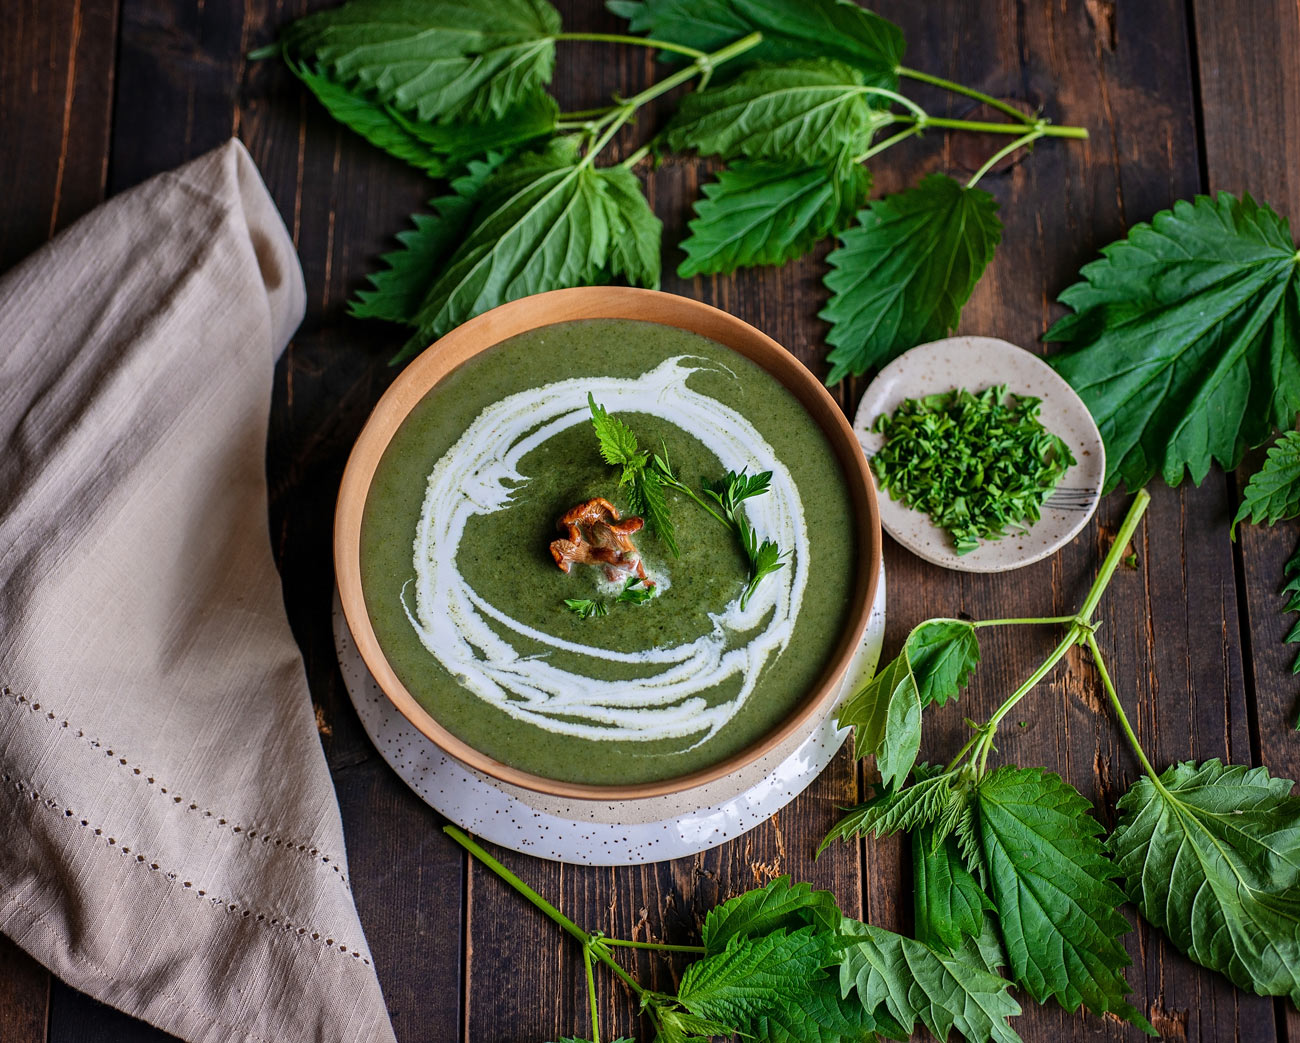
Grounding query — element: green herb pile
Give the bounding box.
[254,0,1087,374]
[825,490,1300,1030]
[564,577,655,619]
[587,396,785,611]
[870,386,1074,554]
[446,826,1025,1043]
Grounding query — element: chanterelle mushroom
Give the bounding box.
[550,497,653,585]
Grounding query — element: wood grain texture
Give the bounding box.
[0,936,48,1043]
[0,0,118,271]
[1192,1,1300,1039]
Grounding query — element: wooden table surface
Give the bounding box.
[4,1,1300,1040]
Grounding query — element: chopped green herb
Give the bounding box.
[616,577,657,606]
[870,385,1075,555]
[563,598,608,619]
[1123,553,1138,569]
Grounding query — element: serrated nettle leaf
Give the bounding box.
[1233,429,1300,536]
[819,768,970,854]
[822,173,1003,383]
[665,59,892,164]
[905,619,979,707]
[608,0,905,90]
[598,163,664,288]
[350,153,505,339]
[837,651,921,789]
[287,57,557,176]
[703,876,842,953]
[281,0,562,124]
[746,975,882,1043]
[654,1008,734,1043]
[835,619,978,788]
[1046,191,1300,493]
[839,919,1023,1043]
[1111,759,1300,1006]
[1285,537,1300,677]
[405,137,662,345]
[677,928,840,1029]
[913,823,994,954]
[976,766,1151,1031]
[677,157,870,277]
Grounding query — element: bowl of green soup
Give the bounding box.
[335,287,881,800]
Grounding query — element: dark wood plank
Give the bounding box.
[0,0,118,272]
[843,2,1271,1040]
[1191,2,1300,1039]
[1,0,119,1037]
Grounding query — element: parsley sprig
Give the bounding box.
[870,385,1075,555]
[589,397,787,609]
[826,489,1300,1022]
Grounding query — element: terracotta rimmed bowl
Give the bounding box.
[334,287,882,801]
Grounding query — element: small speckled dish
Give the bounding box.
[853,336,1104,572]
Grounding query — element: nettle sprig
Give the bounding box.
[255,0,1088,378]
[825,489,1300,1022]
[444,826,1025,1043]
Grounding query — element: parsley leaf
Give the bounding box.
[615,577,656,605]
[821,173,1003,382]
[836,620,979,788]
[839,918,1024,1043]
[406,138,662,346]
[286,56,556,176]
[280,0,562,123]
[665,60,892,164]
[607,0,905,90]
[1233,430,1300,537]
[349,155,504,335]
[913,823,995,954]
[679,157,869,277]
[1046,191,1300,493]
[1110,759,1300,1005]
[976,766,1150,1030]
[563,598,608,619]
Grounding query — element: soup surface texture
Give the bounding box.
[361,318,856,785]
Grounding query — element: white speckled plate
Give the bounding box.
[854,337,1104,572]
[332,564,885,866]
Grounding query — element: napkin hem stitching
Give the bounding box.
[2,683,350,885]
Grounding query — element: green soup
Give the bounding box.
[360,319,856,785]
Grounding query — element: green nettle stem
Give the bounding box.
[902,114,1089,139]
[583,944,601,1043]
[896,66,1038,125]
[1086,631,1167,789]
[965,128,1044,187]
[554,32,707,60]
[959,489,1151,775]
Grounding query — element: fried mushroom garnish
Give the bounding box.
[549,497,653,585]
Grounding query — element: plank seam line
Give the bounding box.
[0,685,350,884]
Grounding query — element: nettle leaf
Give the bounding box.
[822,173,1002,383]
[677,928,839,1031]
[665,59,891,164]
[349,154,504,334]
[1046,192,1300,493]
[819,768,971,855]
[836,619,978,788]
[405,137,663,347]
[607,0,905,90]
[678,156,870,277]
[1110,759,1300,1005]
[287,57,556,175]
[281,0,562,123]
[1234,430,1300,536]
[839,919,1024,1043]
[703,876,841,953]
[913,823,994,954]
[976,767,1150,1030]
[1284,539,1300,677]
[748,976,881,1043]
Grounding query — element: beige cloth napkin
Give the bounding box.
[0,140,397,1043]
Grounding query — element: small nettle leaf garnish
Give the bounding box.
[1233,429,1300,538]
[588,398,788,606]
[563,597,608,620]
[616,576,656,605]
[563,578,657,620]
[823,489,1300,1022]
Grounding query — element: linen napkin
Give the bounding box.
[0,139,397,1043]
